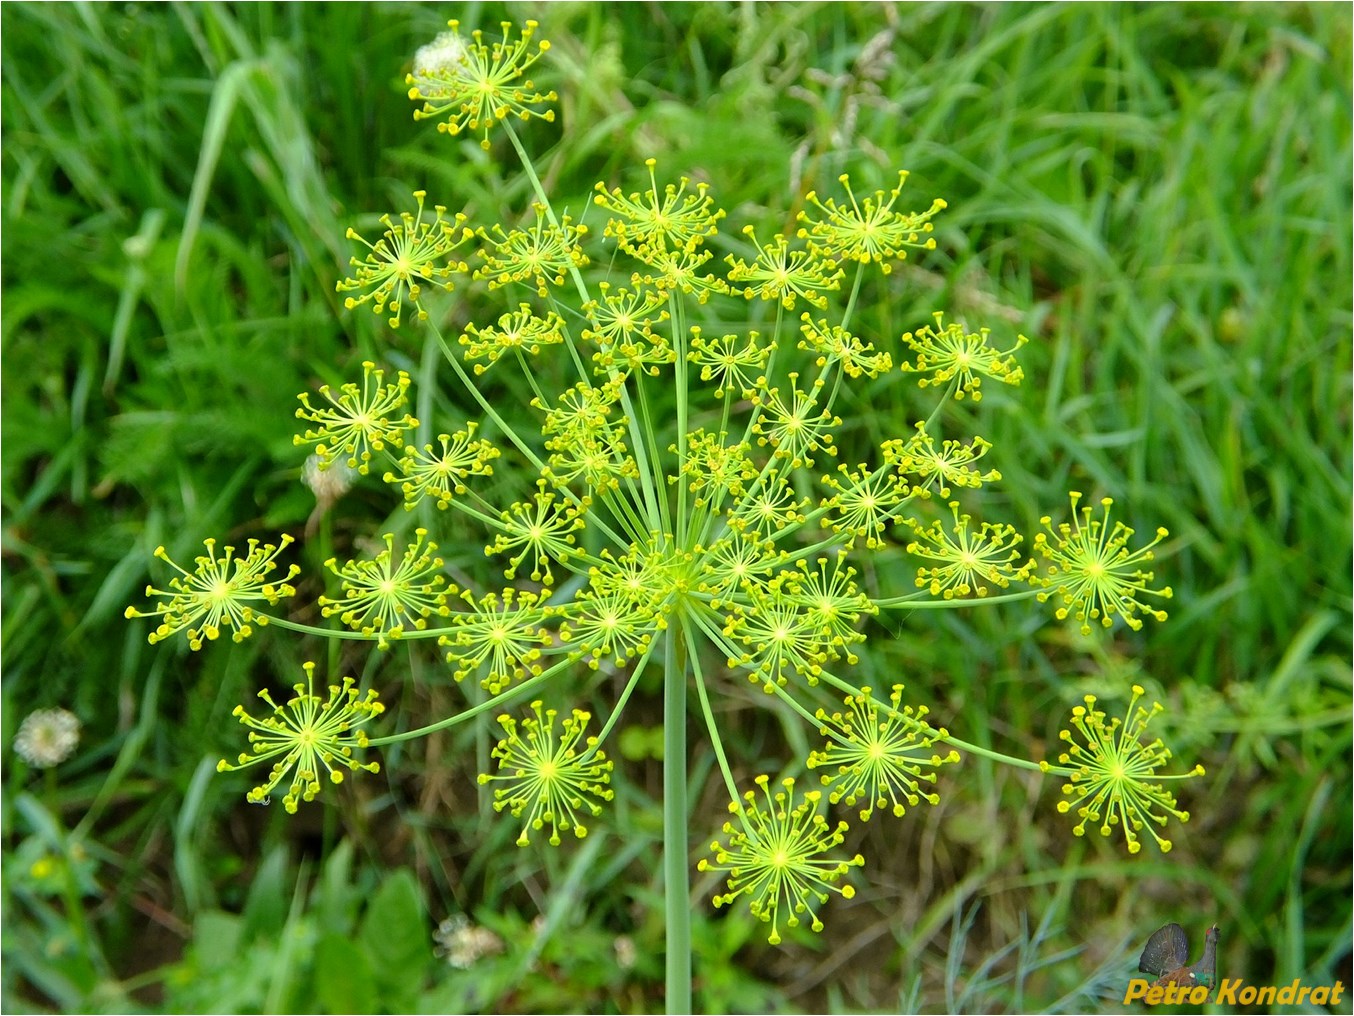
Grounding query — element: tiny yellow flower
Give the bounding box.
[904,501,1034,598]
[440,587,553,694]
[385,424,500,511]
[725,226,843,310]
[797,170,946,271]
[336,191,471,328]
[809,686,959,821]
[594,158,725,258]
[294,362,417,475]
[474,204,588,297]
[899,312,1026,401]
[460,304,565,374]
[319,529,452,647]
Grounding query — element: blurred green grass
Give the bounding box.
[2,2,1349,1012]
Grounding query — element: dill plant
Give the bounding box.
[126,19,1203,1008]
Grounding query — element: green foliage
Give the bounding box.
[3,2,1349,1012]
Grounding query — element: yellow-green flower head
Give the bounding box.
[408,20,557,149]
[1033,492,1173,635]
[797,314,892,379]
[680,429,758,510]
[797,170,947,271]
[460,304,565,375]
[820,461,910,549]
[904,500,1035,598]
[883,422,1000,499]
[725,226,843,310]
[1040,685,1203,853]
[125,536,299,650]
[218,662,384,814]
[750,372,841,470]
[580,282,673,378]
[630,246,730,304]
[336,191,471,328]
[486,481,586,586]
[558,585,663,670]
[294,361,418,475]
[726,470,810,543]
[723,579,830,691]
[593,159,725,259]
[479,700,614,846]
[385,423,500,511]
[687,327,768,400]
[475,204,589,297]
[809,685,960,821]
[318,529,452,648]
[699,775,864,945]
[900,312,1026,401]
[440,588,552,694]
[787,553,876,652]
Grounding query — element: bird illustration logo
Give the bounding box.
[1138,922,1220,990]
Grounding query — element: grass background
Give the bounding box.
[2,2,1350,1012]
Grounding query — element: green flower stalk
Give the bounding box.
[1040,685,1204,854]
[217,662,384,814]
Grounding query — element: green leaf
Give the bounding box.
[193,910,243,973]
[314,933,379,1014]
[358,869,431,1006]
[240,846,290,942]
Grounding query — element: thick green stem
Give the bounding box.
[663,622,692,1014]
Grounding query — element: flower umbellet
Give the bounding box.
[124,536,298,650]
[699,776,864,946]
[479,700,614,846]
[336,190,472,328]
[797,170,947,270]
[125,18,1202,969]
[1033,491,1173,635]
[217,662,384,814]
[293,361,417,474]
[1039,685,1204,854]
[407,20,556,149]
